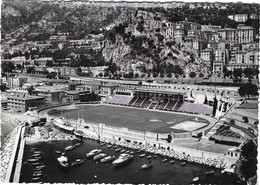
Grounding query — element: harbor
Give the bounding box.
[20,139,244,185]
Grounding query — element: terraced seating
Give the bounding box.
[194,104,207,114]
[149,102,158,109]
[134,97,146,107]
[128,96,137,105]
[184,103,198,113]
[173,100,184,111]
[141,98,151,108]
[164,100,178,110]
[204,107,213,116]
[178,102,188,111]
[157,100,168,110]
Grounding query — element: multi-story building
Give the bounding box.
[65,90,90,103]
[218,28,237,42]
[7,94,45,112]
[50,67,79,76]
[200,48,214,67]
[8,76,28,88]
[228,14,248,23]
[236,25,256,43]
[213,49,227,74]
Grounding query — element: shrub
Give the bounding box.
[242,116,249,123]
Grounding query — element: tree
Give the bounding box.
[46,72,57,79]
[243,68,254,78]
[238,82,258,98]
[98,73,103,78]
[235,139,257,181]
[135,73,139,78]
[212,96,217,117]
[199,73,204,78]
[189,71,197,78]
[27,85,34,95]
[233,68,243,79]
[1,61,15,74]
[46,60,53,67]
[204,96,208,104]
[224,70,233,78]
[138,81,142,86]
[166,73,172,78]
[128,72,134,78]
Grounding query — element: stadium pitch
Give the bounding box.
[48,104,210,133]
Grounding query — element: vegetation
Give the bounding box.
[238,82,258,98]
[235,139,257,182]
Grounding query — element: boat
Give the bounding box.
[86,149,102,158]
[193,177,199,182]
[181,162,186,166]
[206,170,214,175]
[65,145,75,151]
[100,142,106,146]
[52,118,74,134]
[141,161,153,169]
[33,154,41,157]
[120,149,126,153]
[36,165,45,168]
[112,153,134,167]
[139,154,145,157]
[75,143,81,147]
[115,148,121,152]
[136,149,142,153]
[23,161,28,165]
[130,151,135,155]
[57,155,69,168]
[28,158,39,162]
[33,173,42,177]
[74,130,84,138]
[170,160,175,164]
[162,159,167,163]
[33,151,41,154]
[34,157,42,160]
[32,162,40,166]
[107,145,112,148]
[153,155,157,158]
[147,155,152,159]
[100,156,115,163]
[71,159,85,167]
[93,153,107,160]
[55,150,62,154]
[32,177,40,181]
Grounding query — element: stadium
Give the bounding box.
[47,79,242,144]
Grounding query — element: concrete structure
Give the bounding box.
[8,77,28,88]
[7,94,45,112]
[33,86,66,104]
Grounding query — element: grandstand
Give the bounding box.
[103,86,214,117]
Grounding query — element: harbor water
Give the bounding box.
[20,139,244,185]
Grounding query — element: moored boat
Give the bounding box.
[139,154,145,157]
[193,177,199,182]
[32,177,40,181]
[141,161,153,169]
[112,153,134,167]
[100,142,106,146]
[74,130,84,138]
[162,158,167,163]
[100,156,115,163]
[115,148,121,152]
[107,145,112,148]
[181,162,186,166]
[55,150,62,154]
[130,151,135,155]
[28,158,39,162]
[86,149,102,158]
[93,153,107,160]
[206,170,214,175]
[147,155,152,159]
[120,149,126,153]
[170,160,175,164]
[65,145,75,151]
[153,155,157,158]
[71,159,85,167]
[33,154,41,157]
[75,142,81,147]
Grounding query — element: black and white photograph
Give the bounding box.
[0,0,259,184]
